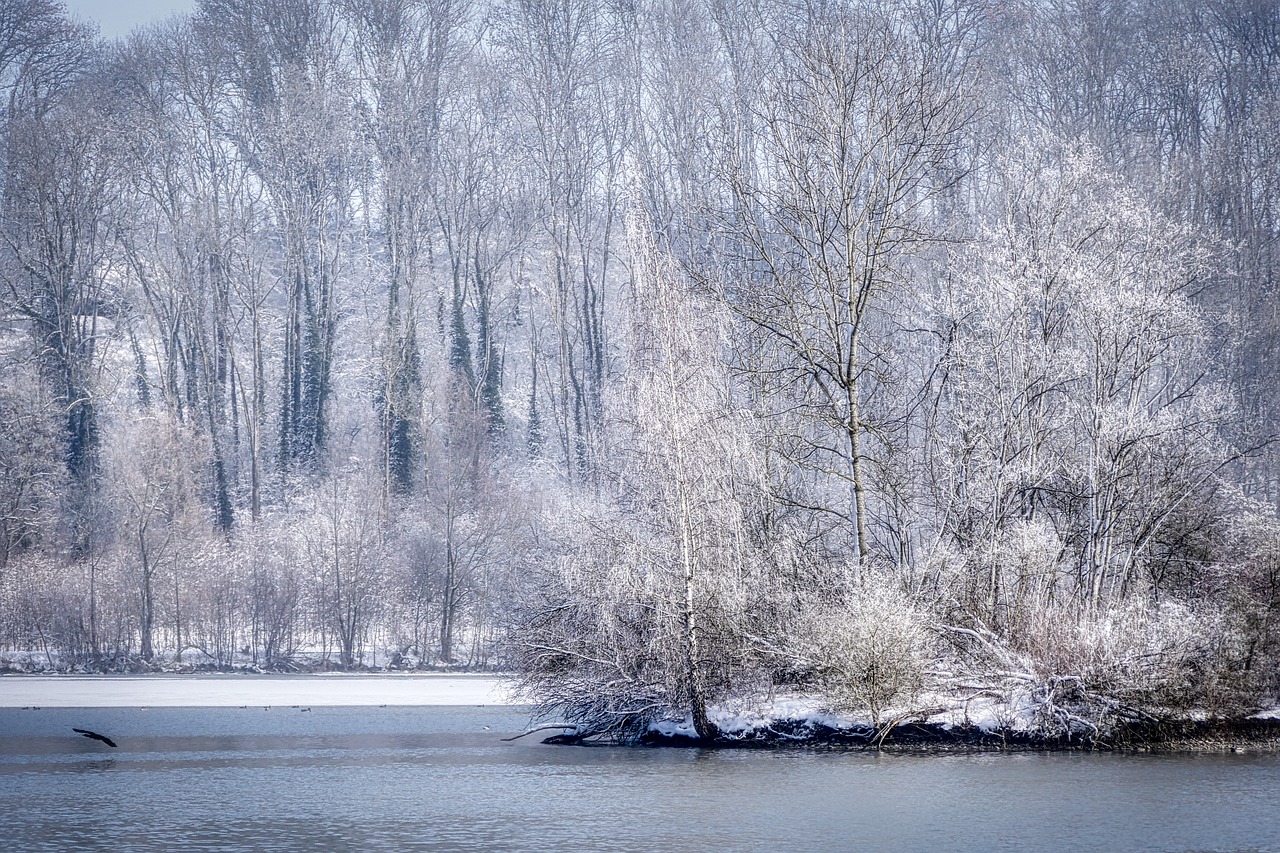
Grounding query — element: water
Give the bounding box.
[1,705,1277,852]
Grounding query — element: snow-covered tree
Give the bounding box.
[512,216,774,740]
[940,139,1232,616]
[717,2,969,571]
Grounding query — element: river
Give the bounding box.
[0,682,1276,851]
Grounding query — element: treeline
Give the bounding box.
[1,0,1278,733]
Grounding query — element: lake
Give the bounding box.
[0,683,1277,851]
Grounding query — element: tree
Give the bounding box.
[419,403,517,664]
[940,139,1232,615]
[104,413,206,662]
[198,0,355,474]
[2,56,118,553]
[717,3,969,571]
[345,0,465,497]
[301,466,385,669]
[0,357,62,573]
[0,1,90,123]
[240,522,302,668]
[492,0,628,477]
[512,218,773,741]
[115,21,263,532]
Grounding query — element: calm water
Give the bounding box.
[1,705,1277,852]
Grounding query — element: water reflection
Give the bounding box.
[1,706,1278,852]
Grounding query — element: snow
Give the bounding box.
[650,690,1057,740]
[651,696,871,739]
[928,693,1019,732]
[650,717,697,738]
[0,674,514,708]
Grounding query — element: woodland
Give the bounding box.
[2,0,1280,741]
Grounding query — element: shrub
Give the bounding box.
[1009,599,1253,715]
[797,580,930,725]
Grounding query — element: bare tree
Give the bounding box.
[302,466,386,669]
[114,21,267,531]
[941,139,1231,615]
[198,0,355,474]
[0,356,62,574]
[718,4,969,571]
[2,57,118,553]
[104,413,206,662]
[492,0,628,477]
[346,0,466,498]
[512,218,774,741]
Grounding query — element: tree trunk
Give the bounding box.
[440,505,457,664]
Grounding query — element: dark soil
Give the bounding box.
[607,715,1280,752]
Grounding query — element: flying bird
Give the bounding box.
[72,728,117,748]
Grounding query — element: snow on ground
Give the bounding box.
[652,690,1047,739]
[652,696,875,739]
[0,674,514,708]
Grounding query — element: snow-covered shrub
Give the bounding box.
[954,520,1064,626]
[507,488,783,742]
[1010,599,1247,714]
[797,580,931,725]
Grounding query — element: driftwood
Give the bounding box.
[501,725,580,742]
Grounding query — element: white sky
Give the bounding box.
[61,0,198,41]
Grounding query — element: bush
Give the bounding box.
[797,580,930,725]
[1009,599,1253,715]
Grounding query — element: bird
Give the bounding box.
[72,728,117,748]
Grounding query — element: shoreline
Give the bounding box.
[0,672,514,707]
[625,716,1280,753]
[7,673,1276,753]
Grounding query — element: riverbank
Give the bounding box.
[532,693,1280,752]
[626,713,1280,752]
[8,673,1276,751]
[0,647,492,674]
[0,673,513,707]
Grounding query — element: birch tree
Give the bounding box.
[720,4,968,570]
[513,218,771,741]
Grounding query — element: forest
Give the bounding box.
[1,0,1279,740]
